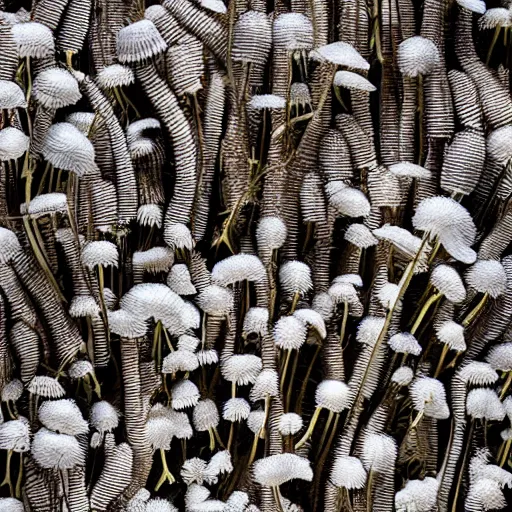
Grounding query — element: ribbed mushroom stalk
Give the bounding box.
[192,64,226,241]
[77,75,138,224]
[134,63,197,234]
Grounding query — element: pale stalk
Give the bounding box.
[155,449,175,491]
[410,292,442,335]
[462,293,488,327]
[295,406,322,449]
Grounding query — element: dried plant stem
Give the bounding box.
[272,485,285,512]
[280,349,292,396]
[155,449,175,491]
[316,410,334,458]
[285,351,299,412]
[500,439,511,467]
[1,449,13,496]
[500,371,512,399]
[295,406,322,449]
[461,293,488,327]
[15,453,22,499]
[295,345,321,415]
[410,292,442,335]
[486,26,501,65]
[339,301,349,346]
[451,419,475,512]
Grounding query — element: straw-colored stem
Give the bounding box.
[227,423,235,452]
[410,292,442,335]
[1,450,13,496]
[486,26,501,65]
[247,433,260,467]
[25,57,32,102]
[462,293,488,328]
[500,439,511,467]
[417,75,424,165]
[155,449,175,491]
[272,486,285,512]
[316,410,334,458]
[290,291,300,314]
[295,345,321,415]
[451,419,475,512]
[285,350,299,412]
[208,428,215,451]
[500,371,512,399]
[340,300,349,346]
[15,452,22,499]
[434,344,450,378]
[280,349,292,395]
[295,406,322,449]
[366,470,374,512]
[152,321,162,370]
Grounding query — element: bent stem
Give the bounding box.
[462,293,488,328]
[1,449,13,496]
[247,433,260,467]
[410,292,442,335]
[434,345,450,378]
[155,449,175,491]
[295,406,322,449]
[316,410,334,458]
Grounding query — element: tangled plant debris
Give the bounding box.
[0,0,512,511]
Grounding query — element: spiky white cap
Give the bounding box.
[164,222,194,250]
[32,68,81,109]
[82,241,119,268]
[185,484,210,509]
[256,216,287,250]
[435,321,466,352]
[273,13,314,51]
[212,254,266,285]
[133,247,174,274]
[0,80,27,109]
[361,433,397,473]
[487,126,512,165]
[252,453,313,486]
[0,227,21,263]
[397,36,439,77]
[377,282,401,310]
[117,19,167,63]
[344,223,378,248]
[162,350,199,374]
[293,309,327,339]
[465,260,507,298]
[273,316,308,350]
[31,428,84,469]
[181,458,207,485]
[456,0,486,14]
[221,354,262,385]
[466,478,506,511]
[196,285,234,316]
[279,261,313,296]
[458,362,499,386]
[290,82,311,106]
[26,192,67,218]
[391,367,414,387]
[330,456,367,489]
[137,204,163,228]
[486,343,512,372]
[333,70,376,91]
[223,398,251,422]
[356,316,386,346]
[97,64,135,89]
[225,491,249,511]
[11,22,55,58]
[1,379,23,402]
[177,334,201,352]
[38,399,89,435]
[27,376,65,398]
[0,127,29,161]
[248,94,286,110]
[373,224,424,259]
[312,292,335,321]
[395,477,439,512]
[171,379,200,410]
[146,499,178,512]
[412,196,477,264]
[197,349,219,367]
[167,264,196,295]
[108,309,148,338]
[250,369,279,401]
[0,420,30,452]
[312,42,369,70]
[470,451,512,488]
[193,399,219,431]
[42,123,99,176]
[126,117,161,144]
[467,388,505,421]
[146,416,175,450]
[68,360,94,379]
[410,377,450,419]
[243,307,269,337]
[389,332,422,356]
[326,182,371,218]
[389,162,431,180]
[247,410,265,434]
[204,451,233,484]
[430,265,466,303]
[0,498,24,512]
[315,380,350,412]
[278,413,303,436]
[90,401,119,434]
[69,293,100,318]
[168,409,193,439]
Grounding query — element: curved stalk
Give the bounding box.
[155,448,175,491]
[295,406,322,449]
[410,292,442,335]
[462,293,488,327]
